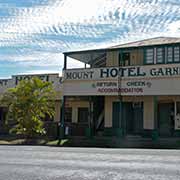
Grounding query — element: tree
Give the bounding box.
[1,77,55,138]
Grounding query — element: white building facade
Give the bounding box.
[62,37,180,138]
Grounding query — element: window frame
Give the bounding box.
[156,46,165,64]
[173,45,180,63]
[144,47,154,65]
[166,46,174,64]
[119,51,131,66]
[78,107,89,124]
[65,107,72,123]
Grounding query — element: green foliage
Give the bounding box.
[1,77,56,138]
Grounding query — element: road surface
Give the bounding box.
[0,146,180,180]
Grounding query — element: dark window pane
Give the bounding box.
[119,52,130,66]
[176,102,180,114]
[78,107,88,123]
[65,107,72,122]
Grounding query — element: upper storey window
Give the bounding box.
[167,47,173,63]
[156,47,164,63]
[174,46,180,62]
[145,48,154,64]
[144,45,180,64]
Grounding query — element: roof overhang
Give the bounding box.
[63,37,180,64]
[64,49,107,64]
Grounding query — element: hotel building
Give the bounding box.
[62,37,180,138]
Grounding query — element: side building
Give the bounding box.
[62,37,180,138]
[0,73,62,137]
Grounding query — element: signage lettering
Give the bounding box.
[96,82,117,87]
[127,81,146,87]
[97,88,143,93]
[66,71,94,80]
[94,80,151,94]
[150,67,180,76]
[65,65,180,80]
[15,75,49,85]
[0,74,60,93]
[100,67,146,78]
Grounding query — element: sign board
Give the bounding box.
[64,64,180,81]
[0,74,62,94]
[63,64,180,96]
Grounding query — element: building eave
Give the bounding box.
[63,37,180,64]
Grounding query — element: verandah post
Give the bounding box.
[152,96,158,140]
[59,54,67,139]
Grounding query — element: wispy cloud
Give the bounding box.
[0,0,180,77]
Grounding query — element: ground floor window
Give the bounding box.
[78,107,88,123]
[65,107,72,122]
[175,102,180,130]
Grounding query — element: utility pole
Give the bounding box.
[118,52,123,136]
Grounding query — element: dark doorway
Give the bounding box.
[93,96,104,132]
[112,102,143,135]
[0,107,7,122]
[78,107,89,124]
[125,102,143,135]
[158,103,174,137]
[0,107,8,135]
[0,108,3,121]
[112,102,121,128]
[119,52,130,66]
[123,102,133,134]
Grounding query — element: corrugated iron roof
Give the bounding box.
[110,37,180,49]
[64,37,180,63]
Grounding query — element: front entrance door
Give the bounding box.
[125,102,143,135]
[112,102,121,128]
[132,102,143,134]
[123,102,133,134]
[112,102,143,135]
[158,103,174,137]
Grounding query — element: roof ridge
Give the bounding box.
[110,36,180,48]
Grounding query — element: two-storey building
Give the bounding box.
[0,73,62,136]
[62,37,180,138]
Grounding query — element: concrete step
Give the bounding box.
[64,136,180,148]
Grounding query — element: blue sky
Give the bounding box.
[0,0,180,78]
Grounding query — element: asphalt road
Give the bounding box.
[0,146,180,180]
